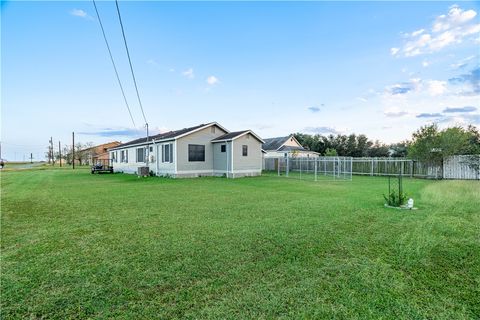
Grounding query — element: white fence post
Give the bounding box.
[286,157,289,177]
[299,157,302,179]
[350,157,353,181]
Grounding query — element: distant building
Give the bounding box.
[84,141,122,165]
[262,135,319,158]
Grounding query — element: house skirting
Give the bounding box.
[114,166,261,178]
[174,169,261,178]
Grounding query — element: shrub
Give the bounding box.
[384,191,406,207]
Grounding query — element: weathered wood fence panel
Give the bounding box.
[443,155,480,180]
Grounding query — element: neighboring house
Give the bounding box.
[262,135,319,158]
[108,122,264,178]
[84,141,121,165]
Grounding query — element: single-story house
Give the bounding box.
[108,122,264,178]
[262,135,319,158]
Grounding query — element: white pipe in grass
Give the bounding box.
[407,198,414,209]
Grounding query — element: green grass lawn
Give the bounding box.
[1,169,479,319]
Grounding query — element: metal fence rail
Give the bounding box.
[264,157,353,181]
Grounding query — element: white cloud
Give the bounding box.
[206,75,219,85]
[384,108,409,117]
[422,60,430,67]
[390,47,400,56]
[385,77,451,98]
[182,68,194,79]
[304,126,342,135]
[411,29,425,37]
[356,97,368,102]
[70,9,92,20]
[394,5,480,57]
[427,80,448,96]
[432,5,477,32]
[404,34,432,57]
[450,55,476,69]
[387,78,422,95]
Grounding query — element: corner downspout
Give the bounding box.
[231,140,234,178]
[174,140,178,177]
[152,139,158,176]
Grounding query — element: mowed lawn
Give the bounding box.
[1,169,479,319]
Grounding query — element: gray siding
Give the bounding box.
[112,145,148,174]
[213,142,228,171]
[176,125,227,173]
[233,133,262,171]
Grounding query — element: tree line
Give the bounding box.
[294,124,480,161]
[293,133,406,158]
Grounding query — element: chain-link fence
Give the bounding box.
[263,157,353,181]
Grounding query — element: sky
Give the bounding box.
[1,1,479,161]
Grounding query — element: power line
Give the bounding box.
[92,0,136,128]
[114,0,148,133]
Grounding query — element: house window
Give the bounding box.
[125,150,128,163]
[110,152,115,162]
[162,143,173,163]
[136,148,146,163]
[242,145,248,156]
[115,151,118,163]
[120,150,125,163]
[149,146,153,152]
[188,144,205,162]
[221,145,226,152]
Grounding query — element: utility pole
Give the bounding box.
[48,138,52,164]
[145,123,149,167]
[30,153,33,163]
[72,132,75,169]
[50,137,54,165]
[58,141,62,167]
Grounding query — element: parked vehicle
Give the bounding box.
[91,159,113,174]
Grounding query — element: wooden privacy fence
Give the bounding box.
[443,155,480,180]
[263,155,480,180]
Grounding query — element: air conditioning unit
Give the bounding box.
[137,166,149,177]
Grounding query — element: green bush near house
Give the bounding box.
[1,169,479,319]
